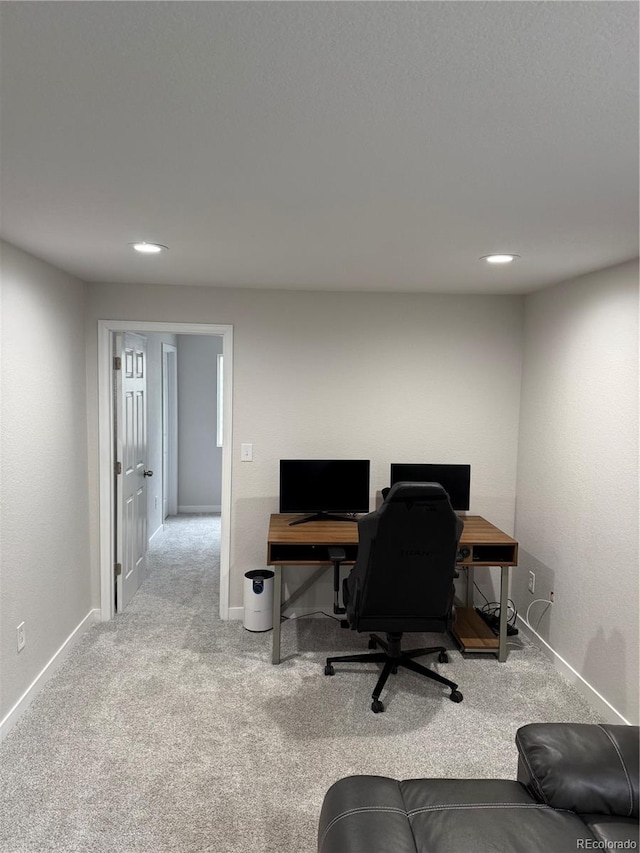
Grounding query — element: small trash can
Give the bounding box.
[243,569,274,632]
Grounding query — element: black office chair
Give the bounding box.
[324,482,464,713]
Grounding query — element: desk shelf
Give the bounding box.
[268,543,358,563]
[267,514,360,565]
[451,606,499,653]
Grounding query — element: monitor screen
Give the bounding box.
[279,459,370,515]
[389,463,471,511]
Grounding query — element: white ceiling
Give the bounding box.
[1,1,637,294]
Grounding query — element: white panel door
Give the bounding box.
[115,332,149,612]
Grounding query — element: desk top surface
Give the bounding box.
[268,513,517,546]
[268,514,359,545]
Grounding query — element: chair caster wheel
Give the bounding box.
[438,651,449,663]
[449,689,463,703]
[324,664,335,676]
[368,638,377,649]
[371,699,384,713]
[391,665,398,674]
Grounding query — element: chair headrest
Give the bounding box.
[384,481,451,503]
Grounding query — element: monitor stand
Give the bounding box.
[288,512,355,527]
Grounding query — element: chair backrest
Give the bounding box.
[346,482,463,633]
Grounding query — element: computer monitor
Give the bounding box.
[389,463,471,511]
[279,459,370,525]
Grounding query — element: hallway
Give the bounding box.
[144,513,221,617]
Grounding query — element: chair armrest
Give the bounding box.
[516,723,639,818]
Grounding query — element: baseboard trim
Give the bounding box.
[227,606,327,622]
[282,606,329,618]
[516,616,632,725]
[177,505,221,514]
[228,606,244,621]
[148,524,163,544]
[0,608,101,741]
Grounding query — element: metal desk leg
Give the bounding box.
[498,565,509,662]
[271,564,282,665]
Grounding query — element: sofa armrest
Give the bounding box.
[318,776,419,853]
[516,723,639,818]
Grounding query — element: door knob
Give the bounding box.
[143,469,154,477]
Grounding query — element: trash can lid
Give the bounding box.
[244,569,274,580]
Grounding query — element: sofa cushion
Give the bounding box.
[581,814,640,848]
[516,723,639,818]
[402,779,594,853]
[318,776,596,853]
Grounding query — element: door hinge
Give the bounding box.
[113,356,122,371]
[114,562,122,577]
[114,461,122,475]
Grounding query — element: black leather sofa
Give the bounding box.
[318,723,639,853]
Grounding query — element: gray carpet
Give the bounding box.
[0,514,602,853]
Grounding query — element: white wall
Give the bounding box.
[177,335,223,512]
[0,241,92,725]
[84,284,524,609]
[514,260,639,724]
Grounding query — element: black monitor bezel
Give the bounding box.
[389,463,471,511]
[279,459,371,515]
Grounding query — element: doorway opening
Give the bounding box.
[98,321,233,623]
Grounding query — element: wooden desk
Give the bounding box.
[267,513,518,664]
[450,516,519,662]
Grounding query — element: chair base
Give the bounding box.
[325,632,463,713]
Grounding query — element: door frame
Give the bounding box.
[98,320,234,622]
[161,343,178,519]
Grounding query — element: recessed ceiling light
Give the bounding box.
[130,242,168,254]
[481,254,520,264]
